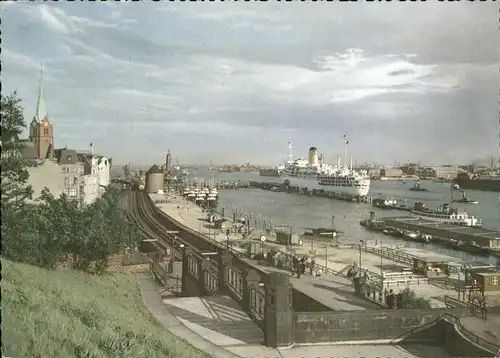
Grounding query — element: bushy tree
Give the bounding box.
[401,288,432,309]
[1,91,140,274]
[1,91,36,262]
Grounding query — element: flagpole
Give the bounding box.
[344,140,347,167]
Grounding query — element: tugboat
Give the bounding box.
[409,181,428,192]
[453,191,479,205]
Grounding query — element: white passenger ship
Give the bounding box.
[280,141,371,197]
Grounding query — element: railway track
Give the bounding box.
[127,190,245,259]
[126,190,170,253]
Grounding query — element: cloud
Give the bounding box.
[2,2,498,166]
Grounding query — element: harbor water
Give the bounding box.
[190,170,500,266]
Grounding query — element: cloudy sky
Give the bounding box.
[2,2,498,166]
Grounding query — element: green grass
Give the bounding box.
[2,259,211,358]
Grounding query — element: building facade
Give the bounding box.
[3,72,112,206]
[54,148,84,203]
[77,153,111,205]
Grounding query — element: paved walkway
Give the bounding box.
[137,273,241,358]
[461,314,500,348]
[138,271,452,358]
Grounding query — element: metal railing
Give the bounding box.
[351,244,416,265]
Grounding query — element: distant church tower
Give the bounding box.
[165,149,172,173]
[29,67,54,160]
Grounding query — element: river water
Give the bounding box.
[189,169,500,266]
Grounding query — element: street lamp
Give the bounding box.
[380,238,383,288]
[358,240,364,275]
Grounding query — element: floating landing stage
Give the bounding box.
[383,216,500,249]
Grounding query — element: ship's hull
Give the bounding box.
[259,169,280,177]
[453,178,500,192]
[282,174,370,197]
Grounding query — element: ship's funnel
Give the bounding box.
[308,146,319,166]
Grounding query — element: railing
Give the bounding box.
[203,269,219,293]
[150,258,168,284]
[443,295,489,320]
[352,244,416,265]
[249,286,265,322]
[382,277,429,288]
[225,265,244,300]
[186,255,200,278]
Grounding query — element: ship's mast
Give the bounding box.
[287,141,293,162]
[343,133,349,167]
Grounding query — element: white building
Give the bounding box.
[78,153,112,205]
[96,156,111,191]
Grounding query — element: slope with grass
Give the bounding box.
[2,259,211,358]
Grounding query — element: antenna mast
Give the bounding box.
[287,141,293,162]
[343,133,349,167]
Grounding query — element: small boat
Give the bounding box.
[409,181,428,192]
[453,191,478,205]
[382,228,403,237]
[402,230,418,240]
[416,233,432,243]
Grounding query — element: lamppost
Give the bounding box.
[358,240,364,275]
[380,238,384,288]
[168,232,179,272]
[226,228,230,250]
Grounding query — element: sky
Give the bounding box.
[2,2,499,166]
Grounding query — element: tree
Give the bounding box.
[58,188,140,274]
[1,92,37,263]
[1,91,140,274]
[1,91,26,145]
[400,288,432,309]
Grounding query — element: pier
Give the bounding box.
[383,216,500,251]
[249,180,373,203]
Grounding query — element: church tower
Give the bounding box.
[29,67,54,160]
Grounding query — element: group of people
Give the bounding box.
[292,256,308,278]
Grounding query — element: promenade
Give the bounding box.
[145,193,494,357]
[153,194,464,307]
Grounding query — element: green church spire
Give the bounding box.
[36,63,49,123]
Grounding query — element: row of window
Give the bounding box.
[31,128,50,136]
[64,188,78,197]
[65,177,79,185]
[62,166,83,174]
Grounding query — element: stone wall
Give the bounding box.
[182,271,203,297]
[294,308,467,344]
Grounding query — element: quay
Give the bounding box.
[249,180,373,203]
[383,216,500,252]
[182,180,250,190]
[129,188,500,357]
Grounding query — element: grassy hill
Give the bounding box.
[2,259,210,358]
